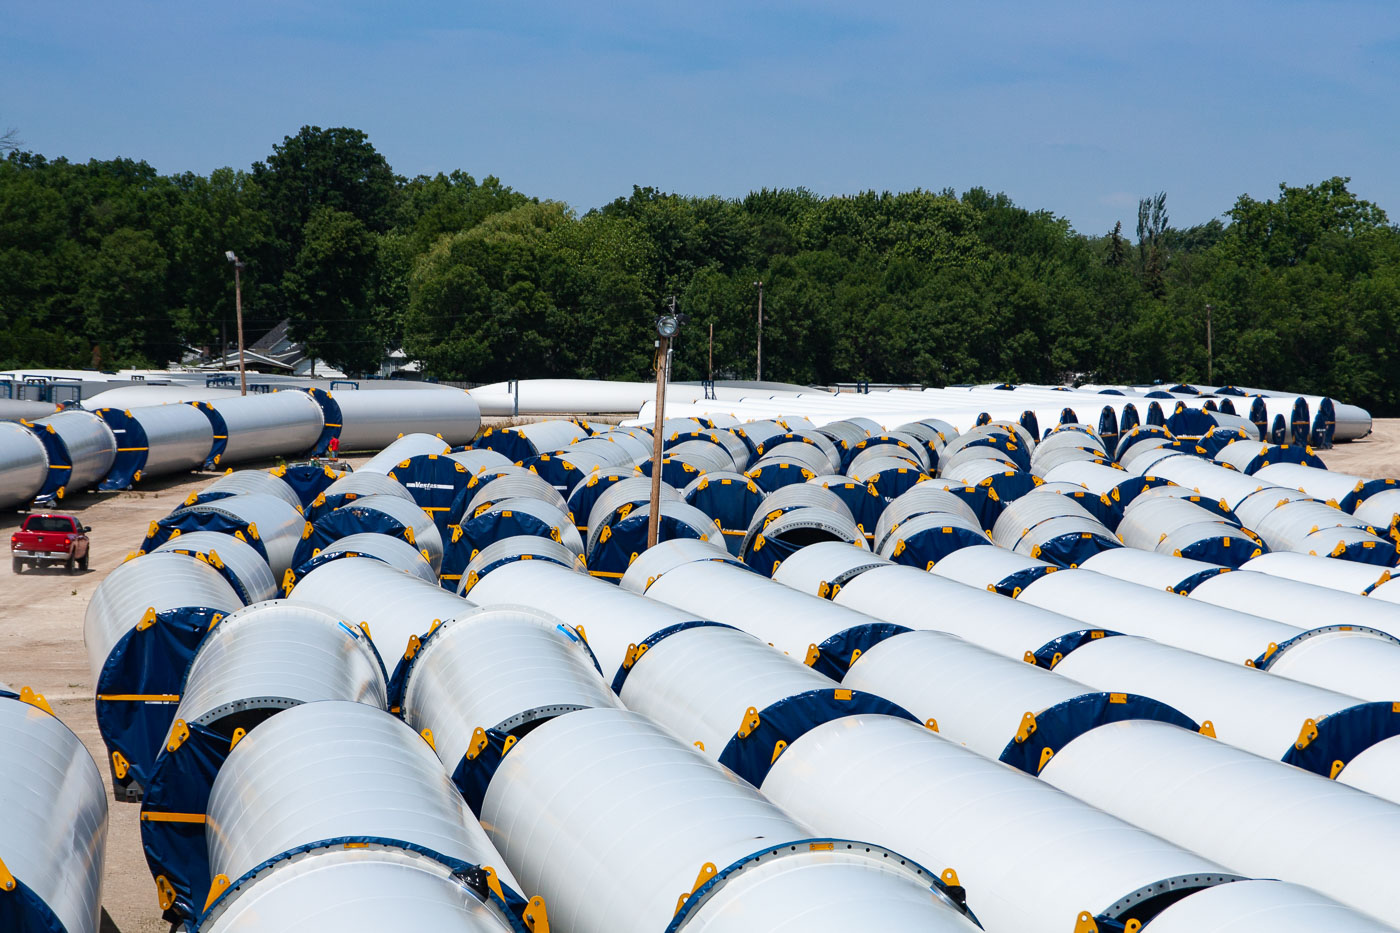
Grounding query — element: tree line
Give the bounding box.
[2,125,1399,414]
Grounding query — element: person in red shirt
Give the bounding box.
[327,435,341,460]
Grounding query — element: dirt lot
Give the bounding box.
[0,421,1396,932]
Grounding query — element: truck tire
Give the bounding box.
[66,555,75,574]
[11,557,20,574]
[79,553,89,571]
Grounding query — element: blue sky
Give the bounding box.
[4,1,1398,234]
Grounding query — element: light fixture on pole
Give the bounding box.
[647,299,682,548]
[224,251,248,396]
[753,280,763,382]
[1205,303,1214,385]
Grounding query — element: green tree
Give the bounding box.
[282,207,382,374]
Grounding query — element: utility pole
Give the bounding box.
[753,281,764,382]
[648,298,681,548]
[1205,303,1214,385]
[225,251,248,395]
[708,322,714,382]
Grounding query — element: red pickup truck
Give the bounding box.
[11,513,91,574]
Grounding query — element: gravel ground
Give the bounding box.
[0,421,1395,932]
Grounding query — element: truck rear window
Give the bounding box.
[24,517,75,533]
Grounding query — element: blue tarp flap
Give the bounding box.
[1168,384,1199,395]
[588,513,710,580]
[746,461,815,493]
[810,622,911,679]
[273,463,341,508]
[1032,629,1123,669]
[1347,478,1397,514]
[1175,533,1265,569]
[718,688,919,787]
[999,692,1198,775]
[200,835,531,931]
[1290,397,1311,445]
[1218,398,1238,415]
[94,605,224,795]
[1031,530,1122,568]
[1216,385,1247,396]
[22,419,72,499]
[438,525,470,591]
[841,436,921,473]
[95,407,149,490]
[1282,701,1400,776]
[610,621,735,692]
[472,428,537,464]
[1312,398,1337,449]
[975,412,992,426]
[1196,429,1249,457]
[1165,406,1216,437]
[143,511,272,566]
[460,510,557,560]
[520,454,584,495]
[1269,413,1288,444]
[1097,407,1120,453]
[993,564,1056,597]
[685,477,766,556]
[0,876,65,933]
[1170,566,1232,594]
[302,388,340,457]
[888,525,989,571]
[1145,390,1175,400]
[453,727,516,818]
[1145,401,1166,426]
[142,720,233,921]
[1332,537,1400,567]
[1118,403,1140,433]
[566,472,636,533]
[640,457,707,489]
[940,483,1002,529]
[388,454,473,536]
[1059,407,1079,425]
[191,402,228,469]
[294,506,410,570]
[866,468,928,504]
[956,435,1031,472]
[821,480,889,544]
[1019,410,1041,440]
[977,470,1040,506]
[1202,399,1218,411]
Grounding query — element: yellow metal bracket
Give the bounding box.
[1295,718,1319,751]
[1330,759,1346,780]
[204,874,230,912]
[1074,911,1099,933]
[136,606,159,631]
[155,874,177,910]
[0,854,14,892]
[1014,712,1037,743]
[18,686,53,716]
[804,644,820,667]
[482,865,506,902]
[674,862,718,915]
[1038,747,1055,772]
[112,750,130,779]
[737,707,761,739]
[230,727,247,751]
[771,740,787,764]
[466,727,489,761]
[941,867,960,887]
[420,728,435,750]
[1199,720,1216,738]
[167,719,191,753]
[524,895,550,932]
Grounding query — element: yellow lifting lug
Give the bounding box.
[300,521,313,540]
[404,634,422,661]
[1050,651,1064,668]
[771,739,788,764]
[0,855,14,893]
[1330,759,1347,780]
[941,867,960,888]
[18,686,53,716]
[1074,910,1099,933]
[466,727,489,762]
[246,522,259,541]
[1199,720,1216,738]
[112,750,130,780]
[136,606,159,632]
[207,549,225,570]
[848,647,862,666]
[804,644,821,667]
[1022,650,1037,665]
[482,865,506,903]
[420,728,435,750]
[358,621,372,641]
[1295,718,1319,751]
[230,727,247,751]
[737,707,761,740]
[1014,711,1037,744]
[1125,919,1142,933]
[501,735,518,756]
[404,525,416,546]
[925,718,939,733]
[1038,747,1055,772]
[1260,642,1279,664]
[282,568,296,596]
[524,895,550,932]
[771,559,781,576]
[622,644,640,670]
[167,719,191,753]
[155,874,177,911]
[574,625,588,645]
[204,874,231,912]
[694,740,705,751]
[1244,658,1256,668]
